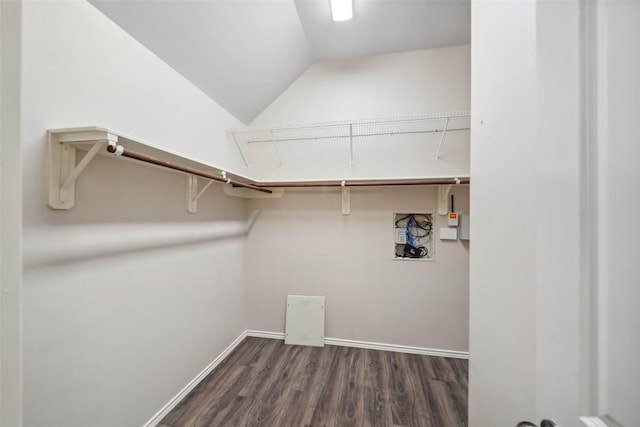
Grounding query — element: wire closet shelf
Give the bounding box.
[228,111,471,145]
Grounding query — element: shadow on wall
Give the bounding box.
[24,221,247,269]
[24,210,262,269]
[26,143,260,268]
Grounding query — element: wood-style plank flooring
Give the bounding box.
[159,337,467,427]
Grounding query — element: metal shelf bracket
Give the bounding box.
[435,117,451,159]
[270,130,283,167]
[48,129,119,209]
[349,124,354,166]
[230,131,249,166]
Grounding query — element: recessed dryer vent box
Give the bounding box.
[285,295,325,347]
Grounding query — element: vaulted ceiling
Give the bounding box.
[90,0,471,125]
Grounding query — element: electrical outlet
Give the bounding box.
[395,228,407,244]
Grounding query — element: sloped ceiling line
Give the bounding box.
[90,0,470,125]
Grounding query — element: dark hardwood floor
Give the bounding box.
[159,337,467,427]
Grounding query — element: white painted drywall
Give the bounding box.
[20,2,248,426]
[535,1,583,425]
[254,46,470,125]
[599,1,640,424]
[90,0,311,125]
[471,1,640,426]
[1,1,24,426]
[248,46,471,181]
[21,1,248,181]
[469,2,537,426]
[246,186,470,351]
[245,46,470,351]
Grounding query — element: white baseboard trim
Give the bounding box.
[324,337,469,359]
[142,331,248,427]
[245,330,468,359]
[145,329,468,426]
[580,415,622,427]
[581,417,610,427]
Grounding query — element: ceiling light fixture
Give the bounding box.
[330,0,353,21]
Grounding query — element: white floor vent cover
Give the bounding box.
[284,295,325,347]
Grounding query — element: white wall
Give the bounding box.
[254,46,470,125]
[470,1,537,426]
[535,1,582,425]
[1,1,24,426]
[248,46,470,181]
[21,2,249,426]
[470,1,640,426]
[246,46,470,352]
[599,1,640,423]
[247,186,470,351]
[21,1,248,181]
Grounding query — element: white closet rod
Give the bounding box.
[106,144,468,190]
[105,142,273,194]
[257,177,469,188]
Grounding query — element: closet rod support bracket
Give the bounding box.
[186,175,216,214]
[341,181,351,215]
[437,184,452,216]
[48,129,118,210]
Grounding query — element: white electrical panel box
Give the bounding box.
[459,214,470,240]
[440,227,458,240]
[285,295,325,347]
[448,212,459,226]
